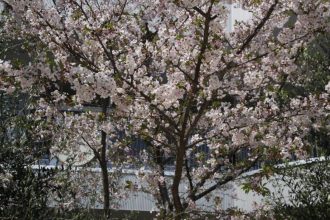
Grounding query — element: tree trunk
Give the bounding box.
[100,98,110,218]
[171,145,185,220]
[100,146,110,218]
[155,149,173,217]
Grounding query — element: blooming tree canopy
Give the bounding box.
[1,0,330,219]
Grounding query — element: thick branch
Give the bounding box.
[193,157,260,201]
[185,158,194,192]
[236,0,279,54]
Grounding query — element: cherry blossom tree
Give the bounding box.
[1,0,330,219]
[0,1,124,218]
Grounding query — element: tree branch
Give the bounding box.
[236,0,279,54]
[193,157,260,201]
